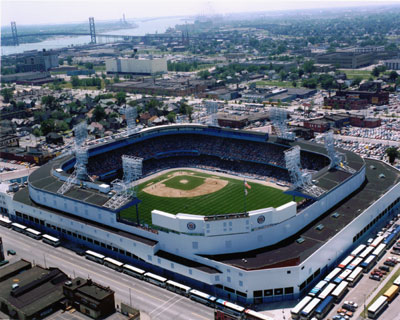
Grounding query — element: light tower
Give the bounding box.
[324,130,341,169]
[57,122,89,195]
[324,130,355,173]
[269,107,295,141]
[124,106,138,136]
[206,101,218,126]
[103,155,143,210]
[284,146,325,197]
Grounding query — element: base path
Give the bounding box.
[142,171,228,198]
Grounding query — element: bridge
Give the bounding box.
[3,17,188,46]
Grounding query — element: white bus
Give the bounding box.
[367,296,388,319]
[291,296,313,319]
[370,236,385,248]
[359,246,375,259]
[85,250,105,264]
[103,257,123,272]
[215,299,245,318]
[144,272,167,287]
[0,216,12,228]
[42,234,61,247]
[333,269,352,284]
[360,254,377,272]
[122,264,145,279]
[166,280,191,296]
[318,283,336,300]
[346,257,363,271]
[372,243,386,259]
[338,255,354,269]
[25,228,42,240]
[11,222,27,233]
[300,297,320,320]
[347,266,363,287]
[324,267,342,282]
[309,280,327,297]
[331,281,348,302]
[351,244,366,257]
[189,289,217,307]
[393,275,400,286]
[244,309,274,320]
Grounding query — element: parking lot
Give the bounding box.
[324,216,400,320]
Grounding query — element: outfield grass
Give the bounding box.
[163,175,205,190]
[120,170,301,226]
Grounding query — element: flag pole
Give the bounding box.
[243,179,247,214]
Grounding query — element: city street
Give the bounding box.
[0,226,214,320]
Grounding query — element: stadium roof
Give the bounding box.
[13,187,158,247]
[202,158,400,270]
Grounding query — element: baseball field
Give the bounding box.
[120,169,301,226]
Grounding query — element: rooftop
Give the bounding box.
[203,158,400,270]
[0,264,67,317]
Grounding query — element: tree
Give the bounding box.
[1,88,13,103]
[386,147,399,164]
[352,76,363,87]
[115,91,126,106]
[389,71,398,82]
[41,95,56,109]
[302,60,315,74]
[58,58,64,66]
[66,56,73,65]
[40,119,55,136]
[167,112,176,123]
[33,128,42,137]
[71,76,81,88]
[93,105,106,122]
[84,62,94,70]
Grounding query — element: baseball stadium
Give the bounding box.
[4,124,400,306]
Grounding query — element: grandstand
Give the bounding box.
[3,124,400,306]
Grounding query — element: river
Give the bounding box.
[1,16,191,56]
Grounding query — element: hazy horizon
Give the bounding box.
[2,0,400,27]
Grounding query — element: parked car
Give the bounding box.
[379,265,390,272]
[370,275,381,281]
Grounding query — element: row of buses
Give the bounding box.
[83,249,273,320]
[367,274,400,319]
[4,221,61,247]
[291,227,400,320]
[0,218,272,320]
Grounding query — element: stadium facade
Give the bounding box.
[1,124,400,305]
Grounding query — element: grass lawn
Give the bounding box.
[256,80,298,88]
[163,175,205,190]
[120,170,301,226]
[339,69,374,80]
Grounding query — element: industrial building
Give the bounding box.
[0,260,115,320]
[63,278,115,319]
[105,57,167,75]
[16,50,58,73]
[384,59,400,70]
[107,77,214,96]
[324,90,389,109]
[316,51,375,68]
[0,261,67,320]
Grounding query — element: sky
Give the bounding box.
[2,0,400,26]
